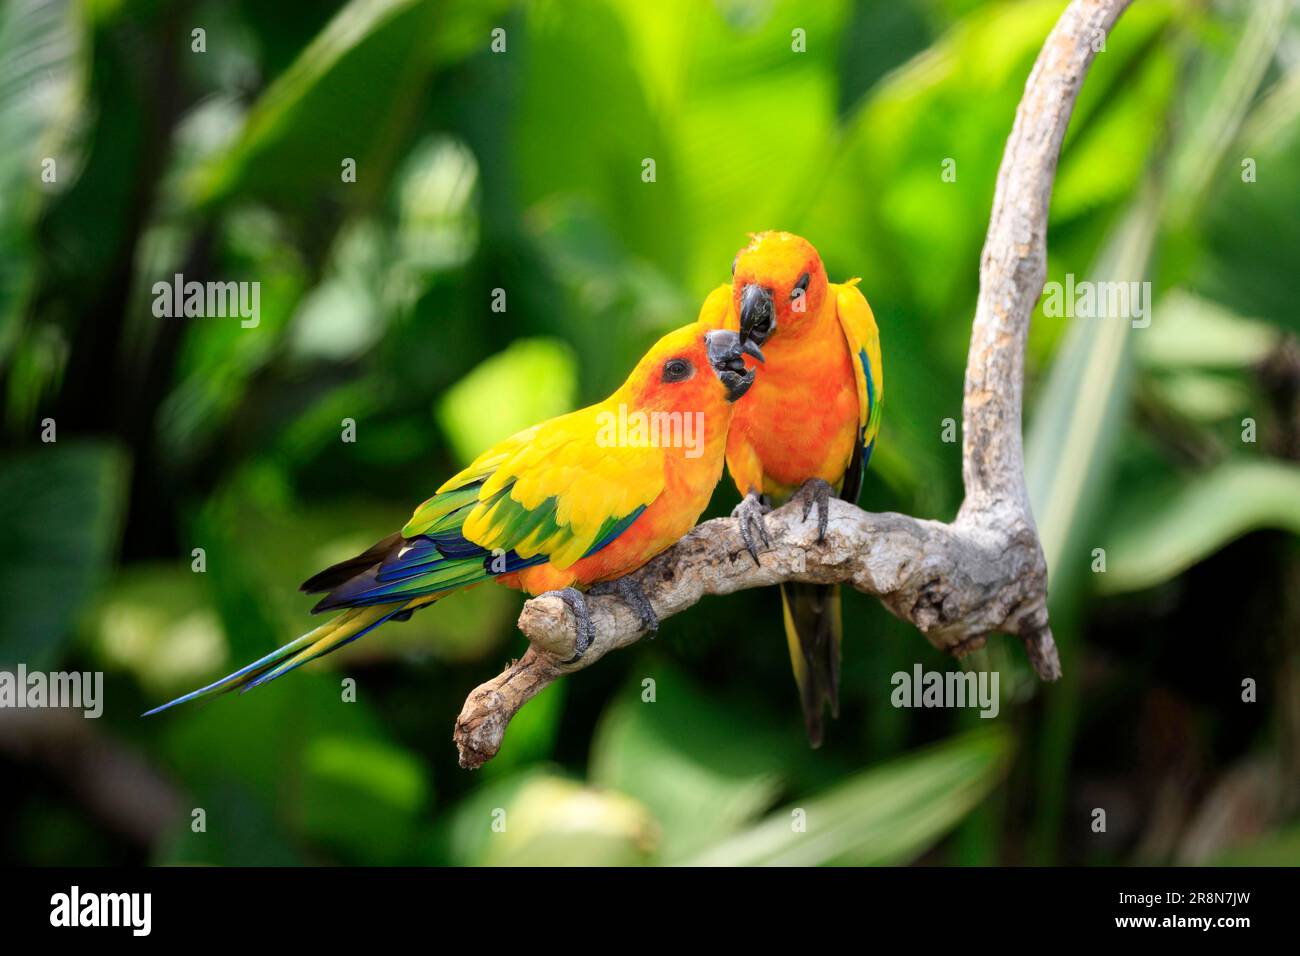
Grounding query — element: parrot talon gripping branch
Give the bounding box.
[795,477,835,543]
[590,576,660,635]
[452,0,1126,769]
[731,492,773,565]
[546,587,596,663]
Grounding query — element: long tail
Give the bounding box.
[780,581,842,748]
[144,479,514,716]
[142,601,413,715]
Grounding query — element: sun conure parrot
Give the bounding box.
[144,322,760,715]
[702,231,883,746]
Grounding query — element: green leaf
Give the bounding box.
[156,782,303,867]
[513,1,681,277]
[683,727,1011,866]
[1099,459,1300,595]
[1164,0,1293,229]
[479,774,658,867]
[155,659,408,850]
[1026,196,1156,582]
[298,734,431,863]
[437,337,578,464]
[588,667,792,863]
[89,564,225,693]
[440,765,548,865]
[523,198,692,402]
[442,768,658,866]
[1029,0,1282,581]
[190,0,503,208]
[1148,371,1250,422]
[1139,290,1278,370]
[610,0,852,292]
[1024,0,1289,865]
[0,442,129,668]
[1208,823,1300,867]
[190,488,286,665]
[0,0,87,363]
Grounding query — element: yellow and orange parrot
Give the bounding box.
[145,323,757,714]
[703,231,883,746]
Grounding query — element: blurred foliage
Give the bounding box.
[0,443,128,668]
[685,727,1010,866]
[1,0,1299,866]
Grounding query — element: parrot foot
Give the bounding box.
[592,576,659,636]
[545,587,596,664]
[731,491,772,565]
[795,477,834,542]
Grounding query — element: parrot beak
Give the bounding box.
[739,283,775,347]
[705,329,757,402]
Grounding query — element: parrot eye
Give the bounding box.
[791,272,810,300]
[662,357,694,383]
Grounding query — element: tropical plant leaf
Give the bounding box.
[0,0,86,363]
[588,666,799,863]
[0,442,128,668]
[1139,290,1278,370]
[297,734,431,863]
[190,0,504,208]
[683,727,1011,866]
[1026,195,1158,581]
[437,337,578,464]
[443,768,659,866]
[1099,459,1300,594]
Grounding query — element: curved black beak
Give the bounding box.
[705,329,757,402]
[739,283,775,346]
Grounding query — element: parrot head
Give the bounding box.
[731,231,828,348]
[620,324,759,416]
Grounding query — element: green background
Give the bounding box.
[1,0,1298,866]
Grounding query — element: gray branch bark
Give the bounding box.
[455,0,1131,769]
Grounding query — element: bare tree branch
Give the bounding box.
[455,0,1132,769]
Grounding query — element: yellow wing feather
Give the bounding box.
[408,406,666,570]
[832,280,883,448]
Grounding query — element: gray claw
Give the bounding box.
[593,577,659,635]
[731,491,772,565]
[797,478,834,542]
[546,587,595,663]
